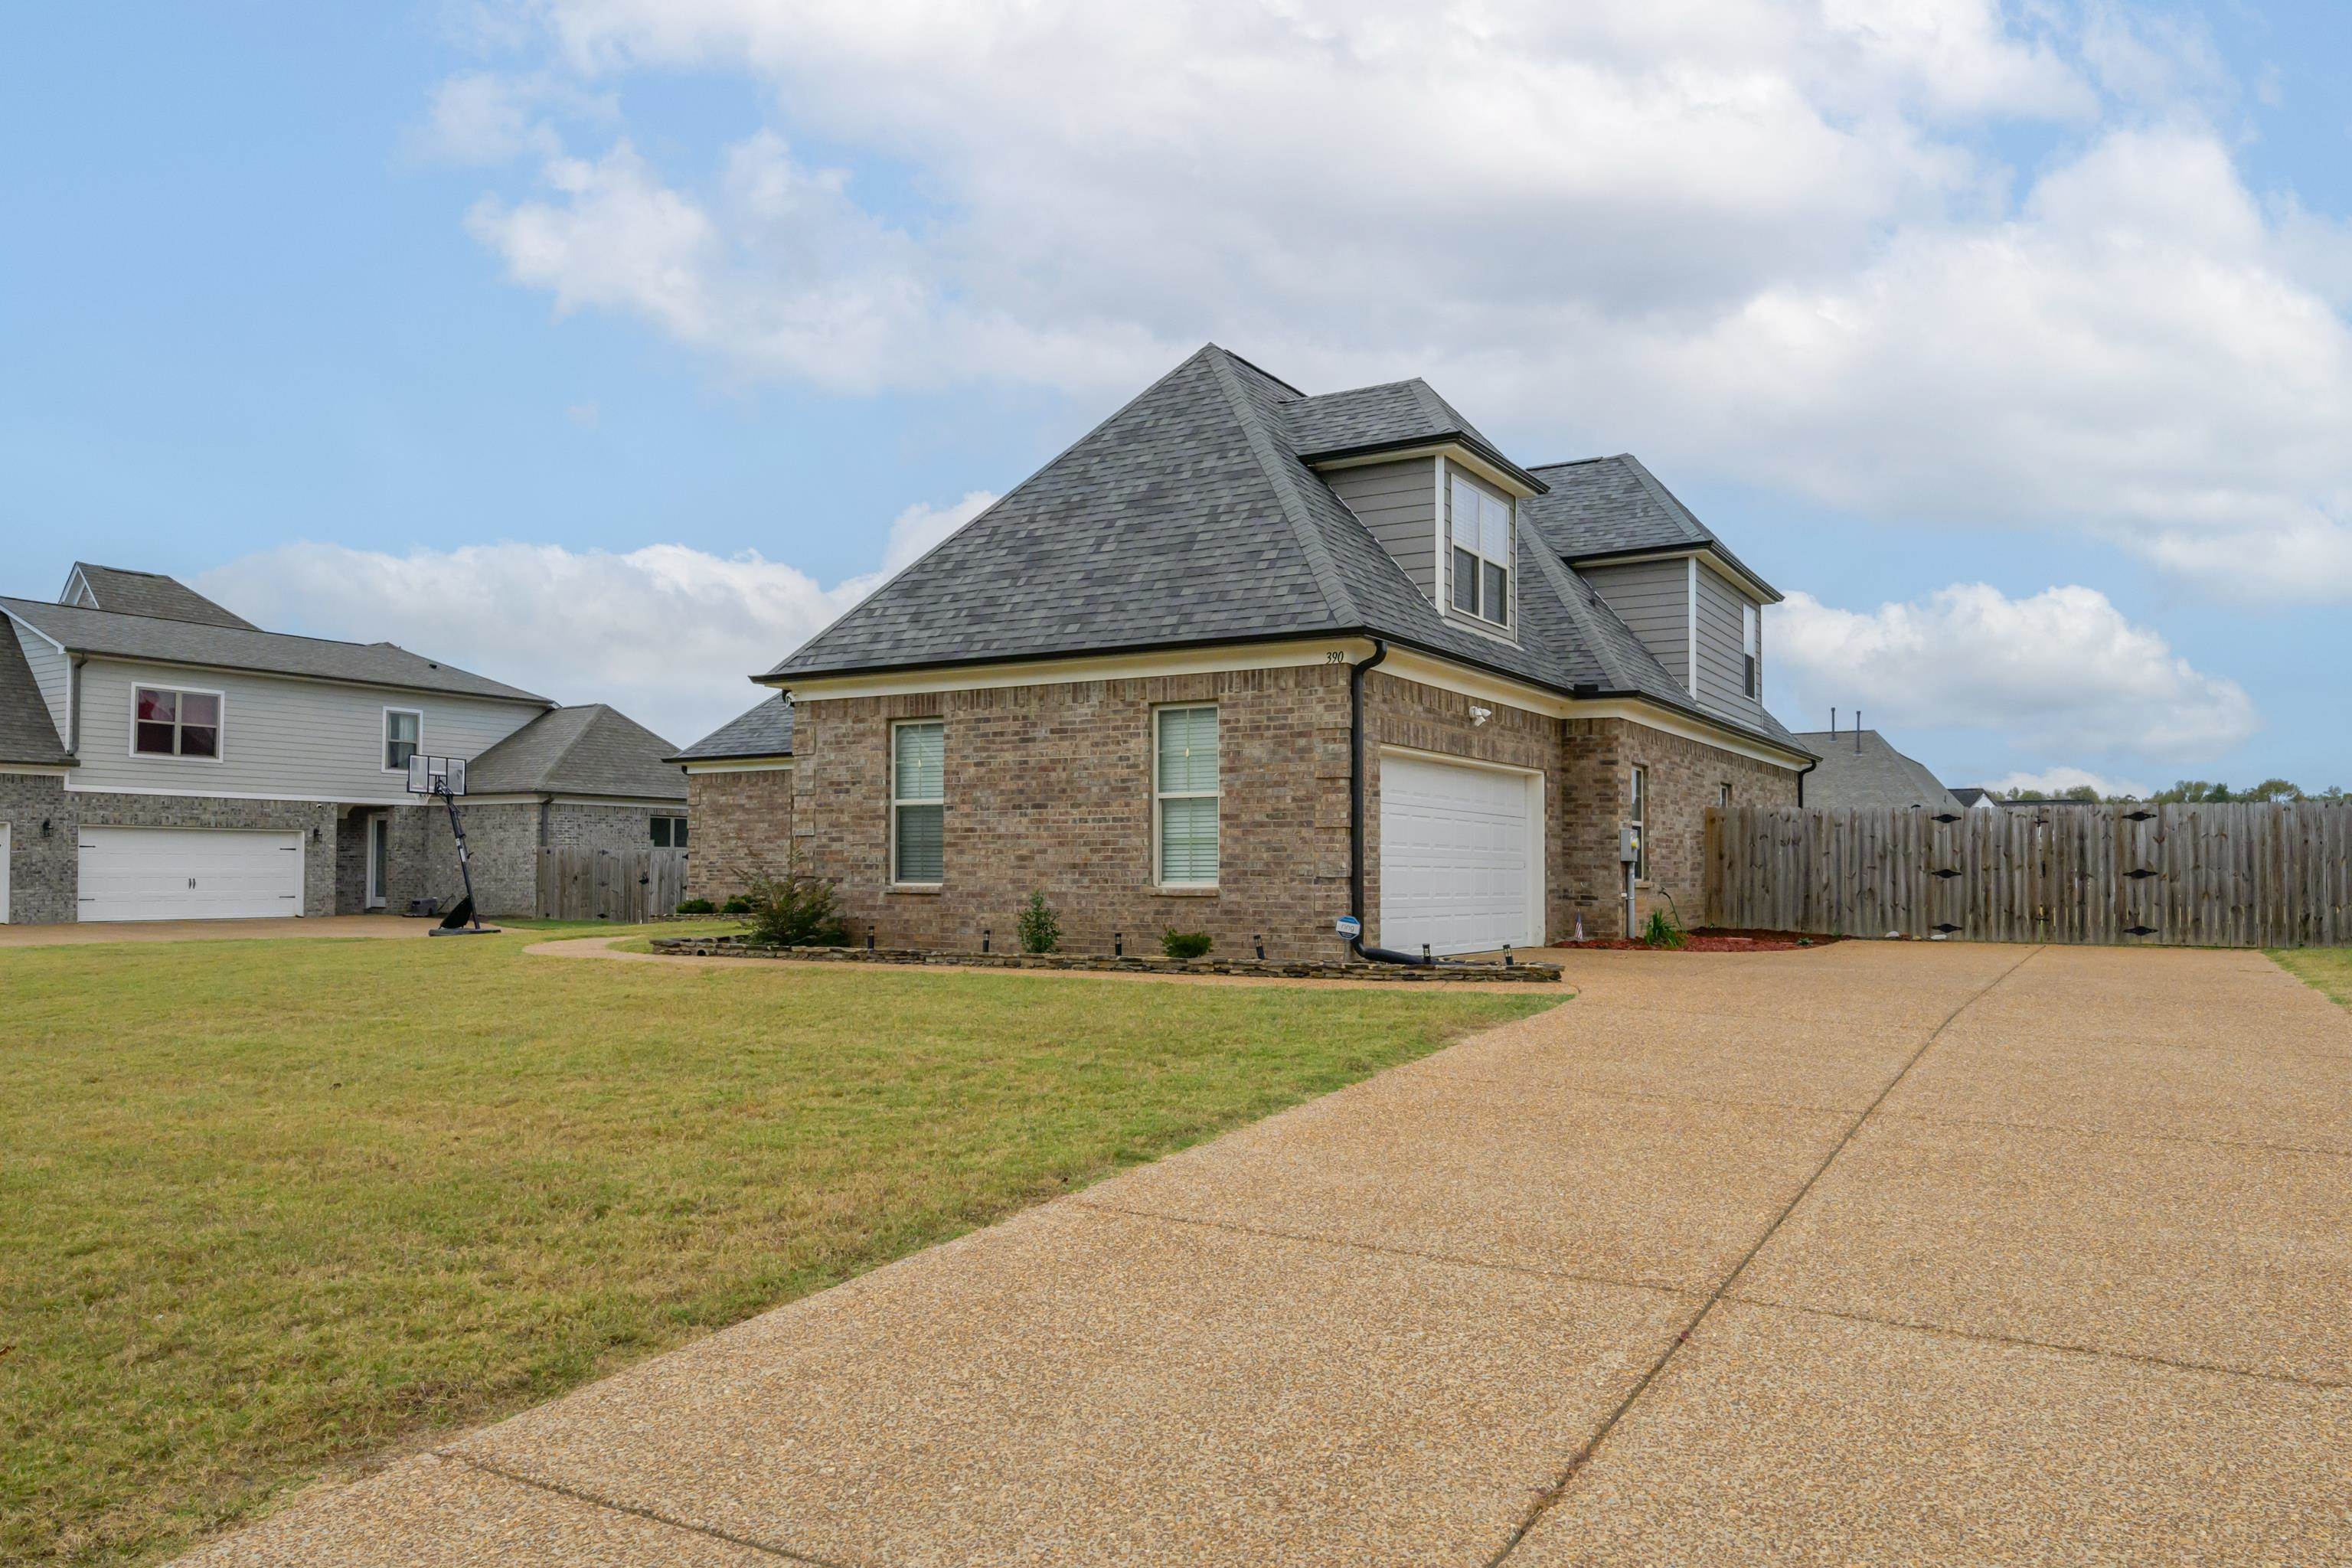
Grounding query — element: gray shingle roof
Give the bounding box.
[1277,379,1544,493]
[67,564,259,630]
[769,344,1807,759]
[0,598,550,704]
[0,625,72,766]
[672,694,793,762]
[1788,730,1965,813]
[466,704,685,800]
[1523,456,1780,600]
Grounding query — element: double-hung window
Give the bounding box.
[1449,475,1513,628]
[891,720,946,884]
[1154,704,1220,886]
[1628,764,1648,880]
[1742,603,1759,698]
[133,685,221,759]
[384,708,421,771]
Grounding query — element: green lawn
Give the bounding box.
[1,927,1553,1566]
[2271,946,2352,1008]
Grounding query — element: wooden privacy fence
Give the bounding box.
[1707,802,2352,948]
[536,847,688,923]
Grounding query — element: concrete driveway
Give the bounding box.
[178,942,2352,1566]
[0,913,432,947]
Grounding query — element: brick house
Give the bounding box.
[677,345,1815,957]
[0,564,683,923]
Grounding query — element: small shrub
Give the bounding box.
[743,871,850,949]
[1642,910,1686,949]
[675,898,716,915]
[720,896,754,915]
[1016,891,1062,955]
[1161,929,1214,961]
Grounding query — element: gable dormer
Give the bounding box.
[1282,380,1544,635]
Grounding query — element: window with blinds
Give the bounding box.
[1447,474,1513,628]
[1154,704,1220,886]
[891,720,945,884]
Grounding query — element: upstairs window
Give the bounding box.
[891,720,946,884]
[1449,475,1512,628]
[133,686,221,759]
[384,708,421,771]
[1743,603,1759,698]
[1154,704,1220,886]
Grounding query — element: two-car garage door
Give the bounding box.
[77,828,304,922]
[1378,753,1541,957]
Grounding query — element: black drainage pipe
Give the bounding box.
[1347,638,1426,966]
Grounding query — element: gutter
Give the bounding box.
[1796,754,1818,806]
[1346,639,1426,967]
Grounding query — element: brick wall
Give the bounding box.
[0,771,74,923]
[684,766,795,902]
[792,665,1354,960]
[1557,717,1798,937]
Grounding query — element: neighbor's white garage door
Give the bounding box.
[1379,753,1540,957]
[77,827,303,922]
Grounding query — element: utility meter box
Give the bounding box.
[1619,827,1641,864]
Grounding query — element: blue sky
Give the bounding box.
[4,2,2347,789]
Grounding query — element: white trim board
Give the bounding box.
[681,758,794,775]
[1308,441,1542,500]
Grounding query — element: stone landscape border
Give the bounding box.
[648,934,1563,983]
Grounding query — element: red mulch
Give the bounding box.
[1551,927,1843,953]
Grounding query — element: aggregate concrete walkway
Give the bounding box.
[178,942,2352,1566]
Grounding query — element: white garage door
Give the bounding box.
[1379,754,1540,957]
[78,828,304,922]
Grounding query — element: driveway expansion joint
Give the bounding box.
[1068,1197,1701,1300]
[1483,942,2050,1568]
[435,1452,850,1567]
[1719,1295,2352,1391]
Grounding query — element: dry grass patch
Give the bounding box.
[1,924,1552,1566]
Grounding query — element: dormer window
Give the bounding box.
[1743,603,1759,697]
[1449,474,1512,629]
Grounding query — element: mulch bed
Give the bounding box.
[648,935,1563,983]
[1551,927,1844,953]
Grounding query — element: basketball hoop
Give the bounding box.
[405,755,467,798]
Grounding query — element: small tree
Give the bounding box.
[1161,929,1214,960]
[743,868,849,949]
[1016,891,1061,954]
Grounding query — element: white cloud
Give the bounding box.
[1772,583,2259,763]
[1985,765,2154,799]
[193,489,996,747]
[434,2,2352,600]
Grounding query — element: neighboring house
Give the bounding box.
[669,694,794,902]
[0,564,681,924]
[681,345,1814,956]
[1789,727,1968,815]
[1951,786,2003,811]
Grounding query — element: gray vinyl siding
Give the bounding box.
[1327,458,1438,602]
[1581,558,1690,691]
[12,620,70,740]
[67,657,544,802]
[1694,564,1759,717]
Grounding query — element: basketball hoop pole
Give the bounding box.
[435,779,483,931]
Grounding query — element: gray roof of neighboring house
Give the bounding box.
[1951,786,2001,808]
[1790,730,1965,813]
[0,596,550,704]
[0,626,72,766]
[66,563,259,630]
[466,704,685,800]
[1522,455,1780,601]
[768,345,1809,760]
[671,694,794,762]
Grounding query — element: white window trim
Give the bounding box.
[1742,603,1760,701]
[1152,702,1221,890]
[889,718,946,888]
[1446,472,1516,634]
[128,681,227,763]
[382,706,424,774]
[1629,763,1648,882]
